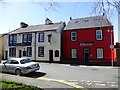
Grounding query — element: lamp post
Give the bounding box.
[108,30,114,66]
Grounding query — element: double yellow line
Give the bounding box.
[37,77,85,89]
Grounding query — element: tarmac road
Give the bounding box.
[1,63,119,89]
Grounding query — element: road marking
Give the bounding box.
[37,77,85,89]
[95,83,105,86]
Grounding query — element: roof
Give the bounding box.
[0,34,4,38]
[64,16,113,30]
[9,22,65,34]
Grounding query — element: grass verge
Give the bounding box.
[0,79,43,90]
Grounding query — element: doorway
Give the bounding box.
[19,50,22,57]
[49,50,53,62]
[5,51,8,60]
[83,48,90,64]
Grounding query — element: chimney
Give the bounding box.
[45,18,53,25]
[20,22,28,28]
[70,17,72,20]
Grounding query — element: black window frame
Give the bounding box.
[38,32,44,42]
[9,34,17,44]
[23,33,32,43]
[27,47,32,57]
[9,47,16,57]
[38,47,44,57]
[55,50,59,57]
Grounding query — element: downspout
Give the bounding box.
[34,32,37,61]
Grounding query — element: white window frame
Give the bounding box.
[71,49,77,58]
[71,32,77,41]
[96,30,103,40]
[97,48,103,59]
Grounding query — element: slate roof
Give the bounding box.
[64,16,112,30]
[9,22,65,34]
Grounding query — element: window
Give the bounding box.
[20,59,32,64]
[11,60,19,64]
[97,48,103,59]
[9,47,16,57]
[9,34,17,44]
[27,47,32,57]
[28,34,32,42]
[96,30,103,40]
[38,47,44,57]
[38,33,44,42]
[55,50,59,57]
[23,34,27,43]
[71,49,77,58]
[23,33,32,43]
[71,32,77,41]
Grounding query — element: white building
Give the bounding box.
[4,18,65,62]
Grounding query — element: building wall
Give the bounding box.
[0,35,4,61]
[4,23,65,62]
[63,26,115,64]
[35,30,61,61]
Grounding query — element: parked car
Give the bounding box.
[0,58,40,76]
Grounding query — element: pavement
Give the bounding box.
[1,73,86,89]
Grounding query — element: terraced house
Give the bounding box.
[4,18,65,62]
[62,16,116,65]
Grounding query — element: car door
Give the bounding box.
[8,60,19,73]
[2,60,12,72]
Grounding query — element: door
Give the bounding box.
[49,50,53,62]
[5,51,8,60]
[83,48,90,64]
[19,50,22,57]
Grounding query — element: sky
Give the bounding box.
[0,1,118,43]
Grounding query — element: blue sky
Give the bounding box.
[0,2,118,43]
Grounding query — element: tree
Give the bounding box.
[92,0,120,42]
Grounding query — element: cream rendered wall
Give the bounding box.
[15,33,35,60]
[4,34,9,59]
[35,23,64,61]
[36,30,61,61]
[0,36,4,60]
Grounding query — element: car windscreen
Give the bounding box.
[20,59,33,64]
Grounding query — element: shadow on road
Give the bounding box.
[23,72,46,78]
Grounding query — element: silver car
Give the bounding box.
[0,58,40,76]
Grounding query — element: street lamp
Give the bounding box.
[108,30,114,66]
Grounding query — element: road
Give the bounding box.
[1,63,119,89]
[38,63,119,88]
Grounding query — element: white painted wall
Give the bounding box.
[4,22,65,61]
[36,30,61,61]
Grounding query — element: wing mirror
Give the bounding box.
[3,62,6,64]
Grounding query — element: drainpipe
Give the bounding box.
[118,9,120,43]
[34,32,37,61]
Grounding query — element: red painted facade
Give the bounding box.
[62,26,116,64]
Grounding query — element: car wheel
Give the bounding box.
[15,69,22,76]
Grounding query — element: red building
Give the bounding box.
[62,16,116,65]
